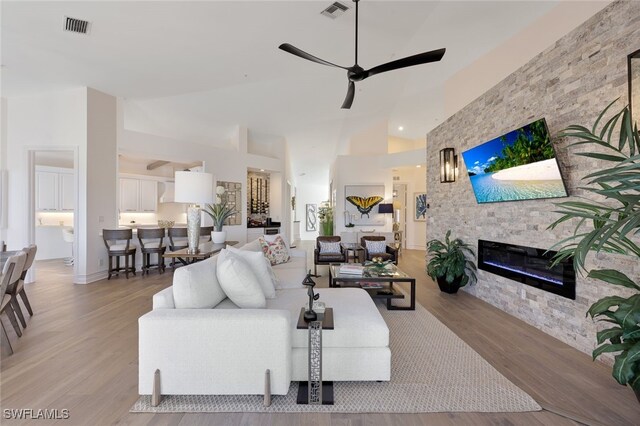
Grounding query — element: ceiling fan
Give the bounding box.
[279,0,446,109]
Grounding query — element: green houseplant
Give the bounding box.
[548,99,640,403]
[204,202,237,243]
[317,201,334,236]
[427,230,477,294]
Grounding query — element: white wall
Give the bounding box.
[295,182,328,240]
[85,88,118,282]
[5,88,86,282]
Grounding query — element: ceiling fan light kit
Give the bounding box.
[279,0,446,109]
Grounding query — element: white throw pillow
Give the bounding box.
[216,250,266,308]
[319,240,341,254]
[226,245,277,298]
[365,240,387,254]
[172,257,227,309]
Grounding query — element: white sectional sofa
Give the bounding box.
[139,239,391,398]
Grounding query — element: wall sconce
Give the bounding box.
[629,48,640,129]
[439,148,457,183]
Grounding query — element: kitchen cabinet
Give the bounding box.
[119,178,158,213]
[59,173,74,211]
[36,171,59,211]
[139,179,158,212]
[36,167,75,212]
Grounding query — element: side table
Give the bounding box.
[296,308,334,405]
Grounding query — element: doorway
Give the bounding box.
[393,183,408,250]
[28,148,78,283]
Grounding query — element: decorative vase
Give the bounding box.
[436,275,463,294]
[211,230,226,244]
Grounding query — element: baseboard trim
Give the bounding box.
[74,270,108,284]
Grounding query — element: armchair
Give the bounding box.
[361,236,398,264]
[313,236,347,276]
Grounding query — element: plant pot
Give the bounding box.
[436,275,463,294]
[211,230,226,244]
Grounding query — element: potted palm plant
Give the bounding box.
[204,202,237,243]
[548,99,640,404]
[427,230,477,294]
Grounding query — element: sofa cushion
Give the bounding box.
[266,288,389,348]
[216,250,266,308]
[214,298,239,309]
[259,236,290,265]
[172,257,226,309]
[318,253,345,262]
[272,266,306,289]
[226,245,276,299]
[272,255,306,271]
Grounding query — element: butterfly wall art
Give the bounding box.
[346,196,383,217]
[344,184,386,226]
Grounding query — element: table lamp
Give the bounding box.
[174,171,214,253]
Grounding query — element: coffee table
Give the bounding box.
[329,263,416,310]
[163,241,238,265]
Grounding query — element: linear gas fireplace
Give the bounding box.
[478,240,575,300]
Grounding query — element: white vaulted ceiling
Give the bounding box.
[1,1,608,183]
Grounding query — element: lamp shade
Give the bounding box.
[378,203,394,214]
[174,171,214,204]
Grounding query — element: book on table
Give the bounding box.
[359,281,384,289]
[339,264,364,275]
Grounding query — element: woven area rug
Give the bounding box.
[131,299,541,414]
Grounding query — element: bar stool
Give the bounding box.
[103,229,136,279]
[138,228,166,275]
[200,226,213,243]
[168,227,188,269]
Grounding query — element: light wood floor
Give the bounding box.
[1,247,639,425]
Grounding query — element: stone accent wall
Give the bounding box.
[426,0,640,357]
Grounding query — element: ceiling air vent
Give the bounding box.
[64,16,90,34]
[321,2,349,19]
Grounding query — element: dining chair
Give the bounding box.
[138,228,166,275]
[103,229,136,279]
[14,244,38,327]
[1,251,27,353]
[8,245,37,328]
[167,227,188,269]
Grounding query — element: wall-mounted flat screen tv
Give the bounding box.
[461,118,568,204]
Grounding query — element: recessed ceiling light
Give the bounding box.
[416,165,422,168]
[398,126,404,131]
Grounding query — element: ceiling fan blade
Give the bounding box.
[361,48,446,80]
[279,43,348,70]
[341,81,355,109]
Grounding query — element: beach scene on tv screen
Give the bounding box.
[461,119,567,204]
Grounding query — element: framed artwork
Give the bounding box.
[217,181,242,226]
[345,184,385,226]
[306,204,317,231]
[414,192,427,221]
